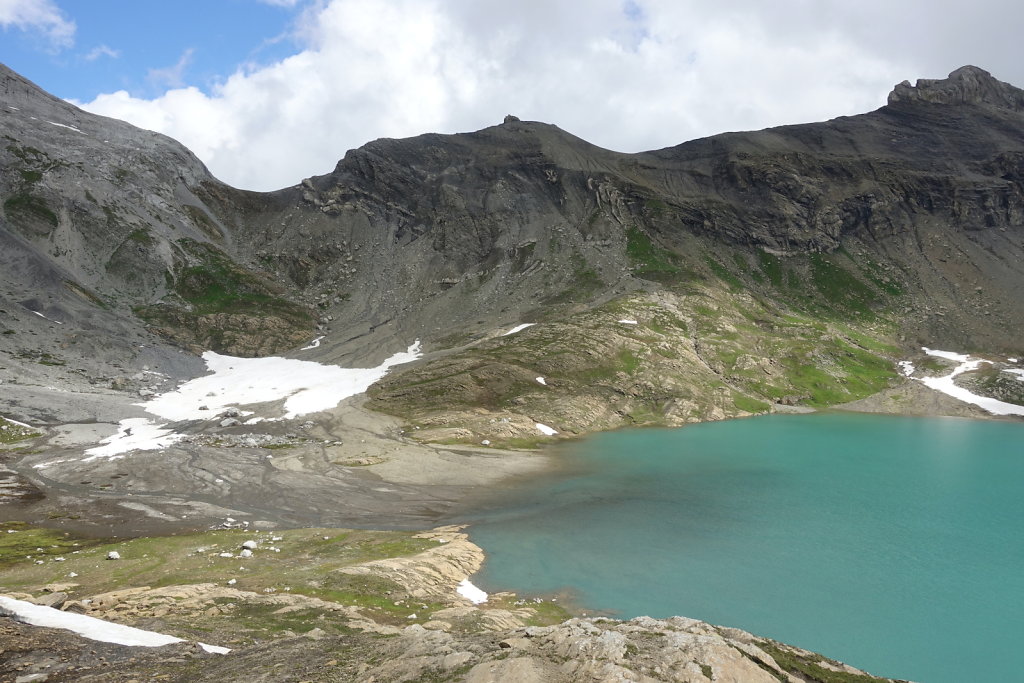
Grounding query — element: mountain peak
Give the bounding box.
[887,65,1024,111]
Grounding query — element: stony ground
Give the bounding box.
[1,524,902,683]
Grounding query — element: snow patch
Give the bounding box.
[1,416,34,429]
[86,341,422,458]
[921,347,969,362]
[148,341,421,421]
[897,360,915,377]
[915,348,1024,416]
[535,423,558,436]
[47,121,84,134]
[31,310,63,324]
[0,596,230,653]
[535,377,547,385]
[300,336,324,350]
[84,418,183,460]
[502,323,535,336]
[456,579,488,604]
[200,642,231,654]
[618,319,639,325]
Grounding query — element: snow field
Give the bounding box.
[85,341,422,458]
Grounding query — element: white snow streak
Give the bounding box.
[915,348,1024,416]
[920,347,969,362]
[0,596,228,652]
[456,579,488,604]
[31,310,63,324]
[618,319,639,325]
[300,336,324,350]
[535,422,558,436]
[47,121,85,134]
[536,377,547,385]
[502,323,535,336]
[1,416,34,429]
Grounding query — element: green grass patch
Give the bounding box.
[0,526,438,603]
[525,599,572,626]
[138,239,313,337]
[4,193,58,227]
[758,641,889,682]
[704,255,744,290]
[758,250,785,287]
[644,197,669,217]
[0,522,105,568]
[775,340,895,407]
[626,226,686,282]
[808,254,877,316]
[126,228,155,245]
[732,392,770,414]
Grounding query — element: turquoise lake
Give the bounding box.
[464,414,1024,683]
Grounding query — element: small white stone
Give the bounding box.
[106,551,121,560]
[241,540,257,550]
[239,549,253,558]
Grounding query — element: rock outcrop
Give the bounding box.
[2,527,900,682]
[888,65,1024,110]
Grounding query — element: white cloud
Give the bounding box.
[73,0,1023,192]
[146,48,195,89]
[84,44,119,61]
[0,0,75,50]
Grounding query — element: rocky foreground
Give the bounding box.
[1,525,900,683]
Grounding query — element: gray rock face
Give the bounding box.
[888,65,1024,110]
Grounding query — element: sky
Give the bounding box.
[2,0,1022,191]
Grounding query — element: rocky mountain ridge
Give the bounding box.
[3,63,1023,375]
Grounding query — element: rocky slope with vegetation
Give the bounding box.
[1,521,900,682]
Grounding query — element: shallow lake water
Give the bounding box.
[465,413,1024,683]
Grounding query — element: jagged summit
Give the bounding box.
[888,65,1024,111]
